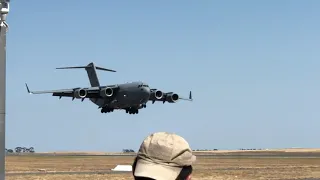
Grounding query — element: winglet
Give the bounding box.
[178,91,193,101]
[25,83,32,94]
[189,91,192,101]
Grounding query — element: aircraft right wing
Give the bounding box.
[25,83,119,99]
[149,89,193,104]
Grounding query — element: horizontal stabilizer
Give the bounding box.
[96,66,116,72]
[56,66,87,69]
[56,62,116,72]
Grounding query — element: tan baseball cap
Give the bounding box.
[133,132,196,180]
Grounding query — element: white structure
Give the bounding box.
[0,0,9,28]
[111,165,132,172]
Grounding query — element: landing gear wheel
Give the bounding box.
[101,107,114,113]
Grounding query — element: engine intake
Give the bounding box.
[153,90,163,99]
[74,89,87,98]
[166,93,179,103]
[100,87,113,97]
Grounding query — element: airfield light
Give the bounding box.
[0,0,10,179]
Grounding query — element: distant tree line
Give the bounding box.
[122,149,135,153]
[5,147,35,153]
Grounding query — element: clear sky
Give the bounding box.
[4,0,320,152]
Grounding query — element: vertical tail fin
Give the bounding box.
[84,63,100,87]
[56,62,116,87]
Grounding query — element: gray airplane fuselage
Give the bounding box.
[90,81,151,109]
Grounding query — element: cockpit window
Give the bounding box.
[139,84,149,87]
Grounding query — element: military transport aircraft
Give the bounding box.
[25,62,192,114]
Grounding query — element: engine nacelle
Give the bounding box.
[74,89,87,99]
[166,93,179,103]
[100,87,113,97]
[152,90,163,99]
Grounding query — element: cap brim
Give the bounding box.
[134,158,182,180]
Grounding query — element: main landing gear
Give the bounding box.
[101,107,114,113]
[125,107,139,114]
[101,104,145,114]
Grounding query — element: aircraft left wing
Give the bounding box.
[25,83,118,99]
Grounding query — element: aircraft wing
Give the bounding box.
[178,91,193,101]
[25,83,110,99]
[149,89,193,103]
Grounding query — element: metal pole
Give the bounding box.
[0,1,9,179]
[0,25,6,180]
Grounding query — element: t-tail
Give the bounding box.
[56,62,116,87]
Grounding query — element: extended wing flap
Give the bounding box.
[52,92,99,98]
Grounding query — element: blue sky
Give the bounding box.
[4,0,320,152]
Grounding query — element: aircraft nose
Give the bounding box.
[139,86,151,103]
[143,86,151,96]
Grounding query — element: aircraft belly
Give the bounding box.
[90,88,148,109]
[111,90,144,108]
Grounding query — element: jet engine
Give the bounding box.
[74,88,87,98]
[166,93,179,103]
[100,87,113,97]
[152,90,163,99]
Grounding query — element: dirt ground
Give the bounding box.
[5,155,320,180]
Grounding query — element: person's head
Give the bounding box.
[132,132,196,180]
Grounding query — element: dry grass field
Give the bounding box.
[5,150,320,180]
